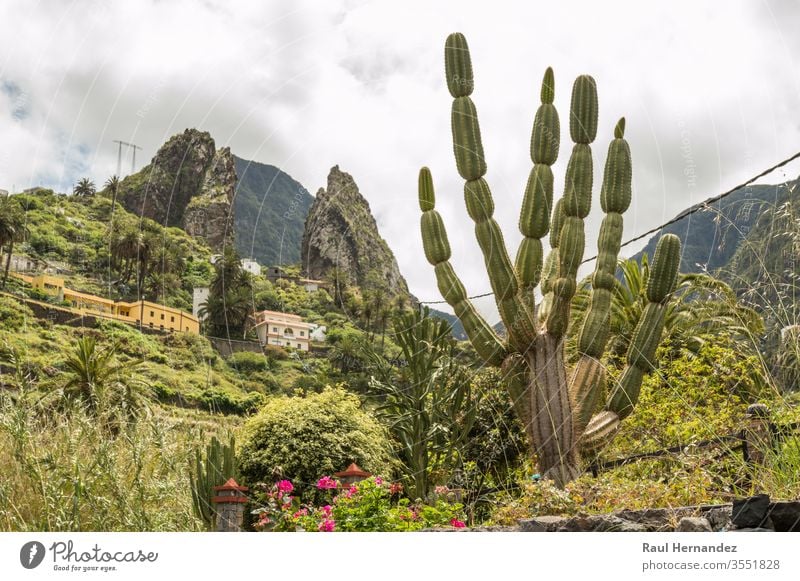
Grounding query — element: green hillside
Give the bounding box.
[631,179,794,274]
[233,156,314,266]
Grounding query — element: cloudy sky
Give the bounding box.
[2,0,799,321]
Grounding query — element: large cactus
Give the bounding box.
[189,434,237,529]
[419,33,681,486]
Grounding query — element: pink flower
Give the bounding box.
[389,482,403,495]
[276,480,294,493]
[316,476,339,490]
[257,514,271,526]
[321,505,333,517]
[318,518,336,532]
[450,518,466,528]
[374,477,383,486]
[434,485,450,495]
[293,508,309,518]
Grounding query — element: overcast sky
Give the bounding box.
[2,0,799,322]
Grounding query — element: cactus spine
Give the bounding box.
[189,434,237,530]
[418,33,681,487]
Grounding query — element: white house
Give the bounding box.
[240,259,261,276]
[192,286,210,320]
[252,310,313,351]
[309,323,327,343]
[209,255,261,276]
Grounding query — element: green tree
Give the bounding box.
[238,386,396,495]
[569,256,765,364]
[0,196,27,288]
[60,337,148,426]
[73,177,96,197]
[364,308,479,499]
[200,247,253,337]
[103,175,121,218]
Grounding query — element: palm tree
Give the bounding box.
[73,177,96,197]
[104,175,121,216]
[569,256,765,365]
[0,196,26,289]
[201,250,253,337]
[61,337,147,424]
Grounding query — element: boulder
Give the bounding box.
[731,495,771,529]
[676,517,712,532]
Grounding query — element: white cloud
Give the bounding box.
[1,0,799,323]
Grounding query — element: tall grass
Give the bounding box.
[0,390,224,531]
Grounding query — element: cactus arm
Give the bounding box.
[544,75,597,337]
[570,119,631,433]
[606,234,681,419]
[445,33,537,353]
[516,67,560,314]
[419,167,506,366]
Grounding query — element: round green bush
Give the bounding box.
[238,386,396,491]
[228,351,269,373]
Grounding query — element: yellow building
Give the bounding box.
[13,273,200,334]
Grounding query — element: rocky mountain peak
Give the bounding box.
[302,165,412,301]
[117,128,236,251]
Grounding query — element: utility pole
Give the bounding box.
[112,140,143,176]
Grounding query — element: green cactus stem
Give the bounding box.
[417,33,681,487]
[189,435,237,530]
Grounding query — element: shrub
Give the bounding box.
[238,386,396,492]
[253,476,465,532]
[227,351,270,374]
[0,296,34,331]
[264,344,288,360]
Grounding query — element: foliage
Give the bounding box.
[569,256,765,366]
[200,247,253,337]
[73,177,96,197]
[365,308,479,499]
[55,337,150,430]
[0,394,217,531]
[237,386,396,494]
[252,476,465,532]
[227,351,271,374]
[189,434,237,529]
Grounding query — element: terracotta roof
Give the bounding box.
[212,478,249,492]
[334,463,371,478]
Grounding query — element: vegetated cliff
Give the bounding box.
[631,179,796,274]
[301,166,412,301]
[232,156,313,265]
[116,129,236,252]
[631,176,800,326]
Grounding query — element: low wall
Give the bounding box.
[208,337,264,358]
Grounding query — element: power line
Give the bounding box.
[419,149,800,306]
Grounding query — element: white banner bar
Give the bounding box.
[1,532,799,580]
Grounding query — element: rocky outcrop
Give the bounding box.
[184,147,236,250]
[117,129,236,251]
[302,166,412,300]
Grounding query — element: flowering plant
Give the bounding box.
[252,476,467,532]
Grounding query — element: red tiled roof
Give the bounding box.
[334,463,371,478]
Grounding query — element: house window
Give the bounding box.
[161,313,165,320]
[186,326,189,331]
[160,325,164,331]
[150,310,154,317]
[272,327,278,332]
[297,343,301,349]
[170,316,174,322]
[149,322,153,328]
